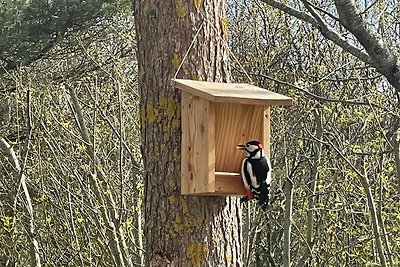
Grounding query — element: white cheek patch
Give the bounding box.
[248,144,258,152]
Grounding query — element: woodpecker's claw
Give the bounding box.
[240,196,248,203]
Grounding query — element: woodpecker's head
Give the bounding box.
[237,140,264,158]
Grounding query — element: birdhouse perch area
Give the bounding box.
[174,79,292,196]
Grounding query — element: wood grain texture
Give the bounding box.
[263,107,271,157]
[182,100,269,196]
[189,173,245,196]
[215,103,266,173]
[174,79,293,106]
[215,173,246,195]
[181,92,215,194]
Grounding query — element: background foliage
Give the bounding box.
[228,0,399,266]
[1,0,143,266]
[1,0,399,266]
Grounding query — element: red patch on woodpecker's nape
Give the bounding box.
[258,143,263,148]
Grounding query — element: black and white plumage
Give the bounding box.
[237,140,272,211]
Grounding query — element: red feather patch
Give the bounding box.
[246,190,254,200]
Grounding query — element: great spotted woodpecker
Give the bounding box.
[237,140,272,211]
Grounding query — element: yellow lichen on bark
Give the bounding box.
[142,97,180,127]
[191,73,202,81]
[220,17,228,34]
[181,199,189,214]
[168,195,177,205]
[168,179,176,188]
[193,0,202,11]
[140,106,146,127]
[160,143,165,152]
[165,233,171,241]
[139,64,145,78]
[146,104,158,123]
[160,96,181,131]
[171,53,181,69]
[174,214,184,232]
[159,96,180,119]
[159,210,167,223]
[186,243,209,267]
[175,0,187,18]
[212,232,222,244]
[225,254,232,263]
[194,217,204,229]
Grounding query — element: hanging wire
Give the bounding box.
[206,20,253,84]
[172,12,253,84]
[173,20,205,80]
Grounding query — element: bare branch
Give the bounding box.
[67,84,134,267]
[283,175,293,267]
[334,0,400,92]
[259,0,371,64]
[245,70,396,114]
[308,131,389,266]
[0,137,41,267]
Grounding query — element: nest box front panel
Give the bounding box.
[181,92,215,195]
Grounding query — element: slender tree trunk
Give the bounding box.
[377,168,394,267]
[0,91,41,267]
[298,109,322,267]
[283,177,293,267]
[134,1,242,266]
[327,140,388,266]
[0,138,41,267]
[393,128,400,194]
[360,159,387,267]
[69,86,133,267]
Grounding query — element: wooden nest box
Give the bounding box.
[174,79,293,196]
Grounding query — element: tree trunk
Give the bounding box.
[134,1,242,266]
[283,177,293,267]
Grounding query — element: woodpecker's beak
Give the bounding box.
[237,144,245,150]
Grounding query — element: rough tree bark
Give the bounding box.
[134,1,242,266]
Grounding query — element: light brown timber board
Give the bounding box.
[215,173,246,195]
[215,103,266,173]
[174,79,293,106]
[181,92,215,194]
[183,172,246,196]
[262,107,271,157]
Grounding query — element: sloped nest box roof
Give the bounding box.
[174,79,293,106]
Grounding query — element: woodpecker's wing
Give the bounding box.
[247,157,270,186]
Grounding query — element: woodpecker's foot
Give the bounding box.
[246,190,254,200]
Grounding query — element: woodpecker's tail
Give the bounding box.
[255,182,270,211]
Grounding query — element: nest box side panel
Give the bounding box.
[181,92,215,194]
[215,103,266,173]
[262,107,271,157]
